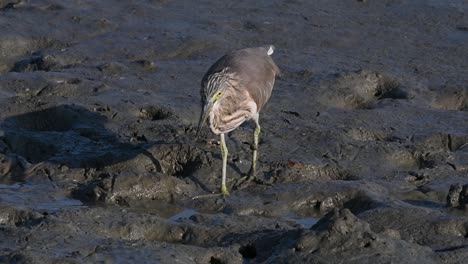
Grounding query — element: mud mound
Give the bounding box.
[97,61,129,75]
[139,105,175,121]
[0,204,44,227]
[283,209,434,263]
[143,143,208,177]
[3,134,57,163]
[431,84,468,111]
[267,160,357,183]
[0,105,141,169]
[0,153,29,182]
[11,53,65,72]
[0,33,68,73]
[321,70,406,109]
[230,209,435,263]
[70,143,210,205]
[218,180,387,220]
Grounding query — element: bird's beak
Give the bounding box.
[195,102,213,139]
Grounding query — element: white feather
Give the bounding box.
[267,45,274,55]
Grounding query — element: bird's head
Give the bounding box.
[195,86,224,139]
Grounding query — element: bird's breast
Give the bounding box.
[208,91,257,135]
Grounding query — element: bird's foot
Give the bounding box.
[191,193,228,200]
[233,172,271,191]
[191,185,230,200]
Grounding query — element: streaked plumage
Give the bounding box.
[196,45,279,196]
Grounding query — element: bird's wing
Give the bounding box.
[240,56,278,110]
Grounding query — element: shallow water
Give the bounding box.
[283,215,319,229]
[169,208,198,221]
[0,183,83,211]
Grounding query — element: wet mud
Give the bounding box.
[0,0,467,263]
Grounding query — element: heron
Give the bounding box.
[195,45,280,196]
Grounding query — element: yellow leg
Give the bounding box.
[191,133,230,199]
[220,133,230,195]
[249,123,260,176]
[232,115,269,191]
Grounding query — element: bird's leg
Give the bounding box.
[191,133,230,200]
[220,133,230,195]
[233,116,270,190]
[249,121,260,177]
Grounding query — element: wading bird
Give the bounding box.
[196,45,280,196]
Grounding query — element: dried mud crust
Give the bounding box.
[0,0,467,263]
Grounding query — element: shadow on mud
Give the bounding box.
[0,104,159,174]
[0,105,210,203]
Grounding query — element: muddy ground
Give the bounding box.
[0,0,467,263]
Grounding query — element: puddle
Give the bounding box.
[291,217,319,228]
[125,201,193,219]
[128,203,199,221]
[403,199,446,209]
[169,209,198,221]
[0,183,83,211]
[282,213,319,228]
[165,208,319,228]
[0,183,22,189]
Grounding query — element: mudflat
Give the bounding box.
[0,1,467,263]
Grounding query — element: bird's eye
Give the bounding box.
[211,91,222,101]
